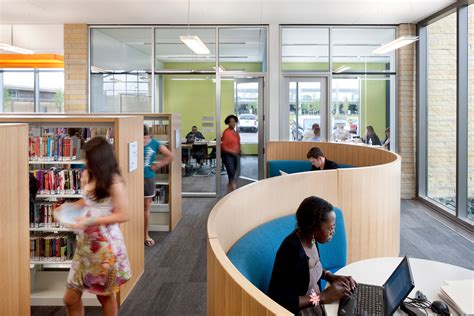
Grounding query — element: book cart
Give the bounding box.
[143,113,182,232]
[0,115,144,308]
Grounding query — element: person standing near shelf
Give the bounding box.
[221,114,241,192]
[144,125,173,247]
[61,136,131,316]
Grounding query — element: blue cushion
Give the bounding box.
[268,160,312,177]
[227,208,347,294]
[337,164,353,168]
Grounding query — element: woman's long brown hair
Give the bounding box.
[84,136,121,201]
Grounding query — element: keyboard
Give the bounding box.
[338,284,384,316]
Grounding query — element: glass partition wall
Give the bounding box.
[281,26,396,148]
[90,26,267,196]
[418,3,473,224]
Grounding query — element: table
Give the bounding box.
[325,257,473,316]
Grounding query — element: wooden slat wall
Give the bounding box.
[115,116,145,304]
[208,170,338,253]
[0,124,30,316]
[208,141,401,316]
[207,239,290,316]
[266,141,396,170]
[337,161,401,263]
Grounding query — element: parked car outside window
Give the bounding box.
[238,114,258,133]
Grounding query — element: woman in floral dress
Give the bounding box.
[61,137,131,316]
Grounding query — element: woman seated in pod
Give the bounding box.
[268,196,356,315]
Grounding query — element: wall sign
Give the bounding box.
[128,141,138,172]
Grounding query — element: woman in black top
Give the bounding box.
[364,125,382,146]
[268,197,356,315]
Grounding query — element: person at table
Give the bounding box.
[303,123,321,141]
[307,147,339,171]
[382,127,390,150]
[221,114,240,192]
[185,126,205,143]
[308,124,321,142]
[363,125,382,146]
[268,196,356,315]
[332,122,351,142]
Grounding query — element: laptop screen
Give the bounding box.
[383,257,415,315]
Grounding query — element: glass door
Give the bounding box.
[282,77,327,141]
[219,76,264,191]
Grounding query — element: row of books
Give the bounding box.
[150,124,170,136]
[30,233,76,261]
[154,186,167,204]
[29,135,81,161]
[30,202,65,228]
[31,168,83,195]
[29,127,115,160]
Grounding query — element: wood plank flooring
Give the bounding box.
[31,198,473,315]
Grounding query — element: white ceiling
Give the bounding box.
[0,0,456,25]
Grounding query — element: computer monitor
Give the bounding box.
[383,257,415,315]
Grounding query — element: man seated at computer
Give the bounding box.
[184,126,206,166]
[185,125,205,143]
[307,147,339,170]
[268,196,356,315]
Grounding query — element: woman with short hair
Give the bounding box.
[268,196,356,315]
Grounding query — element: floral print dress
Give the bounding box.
[67,190,131,295]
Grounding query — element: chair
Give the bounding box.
[192,143,208,165]
[227,207,347,294]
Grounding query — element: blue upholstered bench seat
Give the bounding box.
[227,208,347,294]
[268,160,353,177]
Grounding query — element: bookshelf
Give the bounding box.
[0,124,29,316]
[143,113,182,232]
[0,115,144,308]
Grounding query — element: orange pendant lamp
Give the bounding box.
[0,54,64,68]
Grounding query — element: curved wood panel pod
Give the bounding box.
[208,142,401,316]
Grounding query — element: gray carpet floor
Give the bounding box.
[31,199,473,315]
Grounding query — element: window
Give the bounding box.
[281,27,329,72]
[1,70,35,112]
[468,5,473,220]
[90,28,152,112]
[332,28,396,74]
[219,27,267,72]
[331,75,393,144]
[155,27,216,73]
[39,70,64,113]
[426,12,457,212]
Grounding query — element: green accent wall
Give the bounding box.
[360,79,387,140]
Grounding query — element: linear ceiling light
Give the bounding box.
[180,0,210,55]
[0,26,34,54]
[333,65,351,73]
[0,43,34,54]
[180,35,210,55]
[372,36,419,55]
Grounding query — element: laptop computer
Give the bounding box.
[338,256,415,316]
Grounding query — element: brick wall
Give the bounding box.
[426,14,457,204]
[64,24,88,112]
[397,24,417,199]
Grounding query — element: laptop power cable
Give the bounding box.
[403,290,431,316]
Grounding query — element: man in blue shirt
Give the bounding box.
[144,125,173,247]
